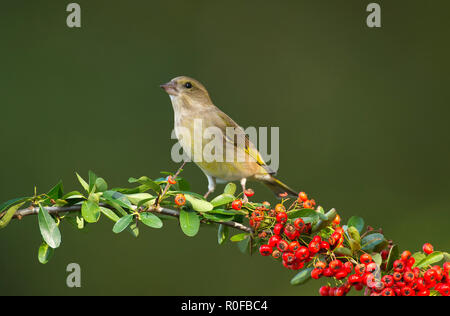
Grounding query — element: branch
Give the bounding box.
[12,204,252,233]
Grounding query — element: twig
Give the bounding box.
[12,203,253,233]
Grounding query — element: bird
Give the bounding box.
[160,76,297,200]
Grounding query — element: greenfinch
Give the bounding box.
[161,76,297,199]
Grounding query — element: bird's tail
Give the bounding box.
[259,175,298,198]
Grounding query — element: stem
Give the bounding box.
[12,203,253,233]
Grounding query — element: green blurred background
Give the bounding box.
[1,0,449,295]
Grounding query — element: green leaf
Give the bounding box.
[237,236,252,254]
[372,253,382,266]
[208,209,242,216]
[224,183,237,195]
[415,252,444,269]
[290,267,314,286]
[88,170,98,193]
[140,212,163,229]
[102,190,134,210]
[0,201,26,229]
[95,178,108,192]
[202,213,234,222]
[210,194,235,208]
[311,208,337,232]
[347,226,361,253]
[81,198,101,223]
[361,233,385,252]
[230,233,249,242]
[411,252,426,267]
[38,205,61,249]
[62,191,84,200]
[47,181,64,200]
[334,247,353,257]
[100,207,120,222]
[126,193,155,206]
[386,245,399,271]
[113,214,134,233]
[347,216,365,233]
[288,209,318,223]
[76,173,90,192]
[185,194,213,213]
[128,176,161,193]
[127,221,140,238]
[38,242,54,264]
[179,209,200,237]
[218,224,229,245]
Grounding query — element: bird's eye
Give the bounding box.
[184,82,192,89]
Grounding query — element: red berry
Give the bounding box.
[320,241,330,251]
[423,243,434,254]
[366,262,378,273]
[401,250,412,261]
[424,269,437,284]
[329,259,343,272]
[244,189,254,197]
[401,286,415,296]
[268,235,281,247]
[416,289,430,296]
[311,268,323,279]
[348,274,362,284]
[355,264,366,275]
[288,241,301,252]
[282,251,296,264]
[271,249,281,259]
[407,257,415,267]
[335,269,348,280]
[393,260,405,272]
[312,235,322,243]
[403,271,415,283]
[443,262,450,273]
[381,250,389,260]
[381,275,394,287]
[277,240,289,252]
[232,200,242,210]
[259,244,273,256]
[295,247,309,261]
[343,261,353,273]
[273,223,284,235]
[323,268,334,277]
[276,212,288,224]
[381,288,395,296]
[360,253,372,264]
[319,285,330,296]
[308,241,320,254]
[334,287,346,296]
[439,284,450,296]
[293,218,305,231]
[393,271,403,282]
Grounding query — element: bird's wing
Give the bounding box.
[212,109,276,175]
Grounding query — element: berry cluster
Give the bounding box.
[231,190,450,296]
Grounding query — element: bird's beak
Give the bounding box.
[160,81,178,96]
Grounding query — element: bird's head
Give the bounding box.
[160,76,212,106]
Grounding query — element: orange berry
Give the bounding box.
[167,176,176,185]
[174,194,186,206]
[298,192,308,202]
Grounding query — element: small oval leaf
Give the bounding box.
[140,212,163,229]
[179,209,200,237]
[113,214,133,233]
